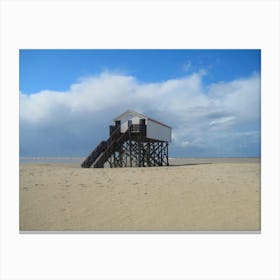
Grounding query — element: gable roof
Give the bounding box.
[114,109,172,129]
[113,109,146,121]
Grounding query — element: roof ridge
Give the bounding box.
[113,110,171,128]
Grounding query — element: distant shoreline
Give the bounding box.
[20,157,261,165]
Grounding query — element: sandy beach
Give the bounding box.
[19,158,260,231]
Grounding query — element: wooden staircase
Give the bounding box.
[80,140,107,168]
[93,127,130,168]
[81,126,131,168]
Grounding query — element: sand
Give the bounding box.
[19,158,260,231]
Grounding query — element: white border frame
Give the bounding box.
[1,0,279,279]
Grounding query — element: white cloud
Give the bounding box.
[207,73,260,121]
[209,116,236,130]
[20,71,260,157]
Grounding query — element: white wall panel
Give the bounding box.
[147,120,171,142]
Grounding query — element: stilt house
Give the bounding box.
[81,110,172,168]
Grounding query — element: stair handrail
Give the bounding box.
[81,140,107,167]
[107,125,121,145]
[94,125,132,168]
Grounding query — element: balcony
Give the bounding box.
[109,124,146,136]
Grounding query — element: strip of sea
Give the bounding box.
[20,157,260,165]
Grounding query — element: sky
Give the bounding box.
[19,49,261,158]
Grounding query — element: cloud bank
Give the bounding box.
[20,71,260,157]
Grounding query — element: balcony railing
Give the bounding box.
[109,124,146,136]
[130,124,146,134]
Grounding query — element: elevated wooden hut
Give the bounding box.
[81,110,171,168]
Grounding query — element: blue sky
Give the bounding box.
[20,49,261,157]
[20,50,260,93]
